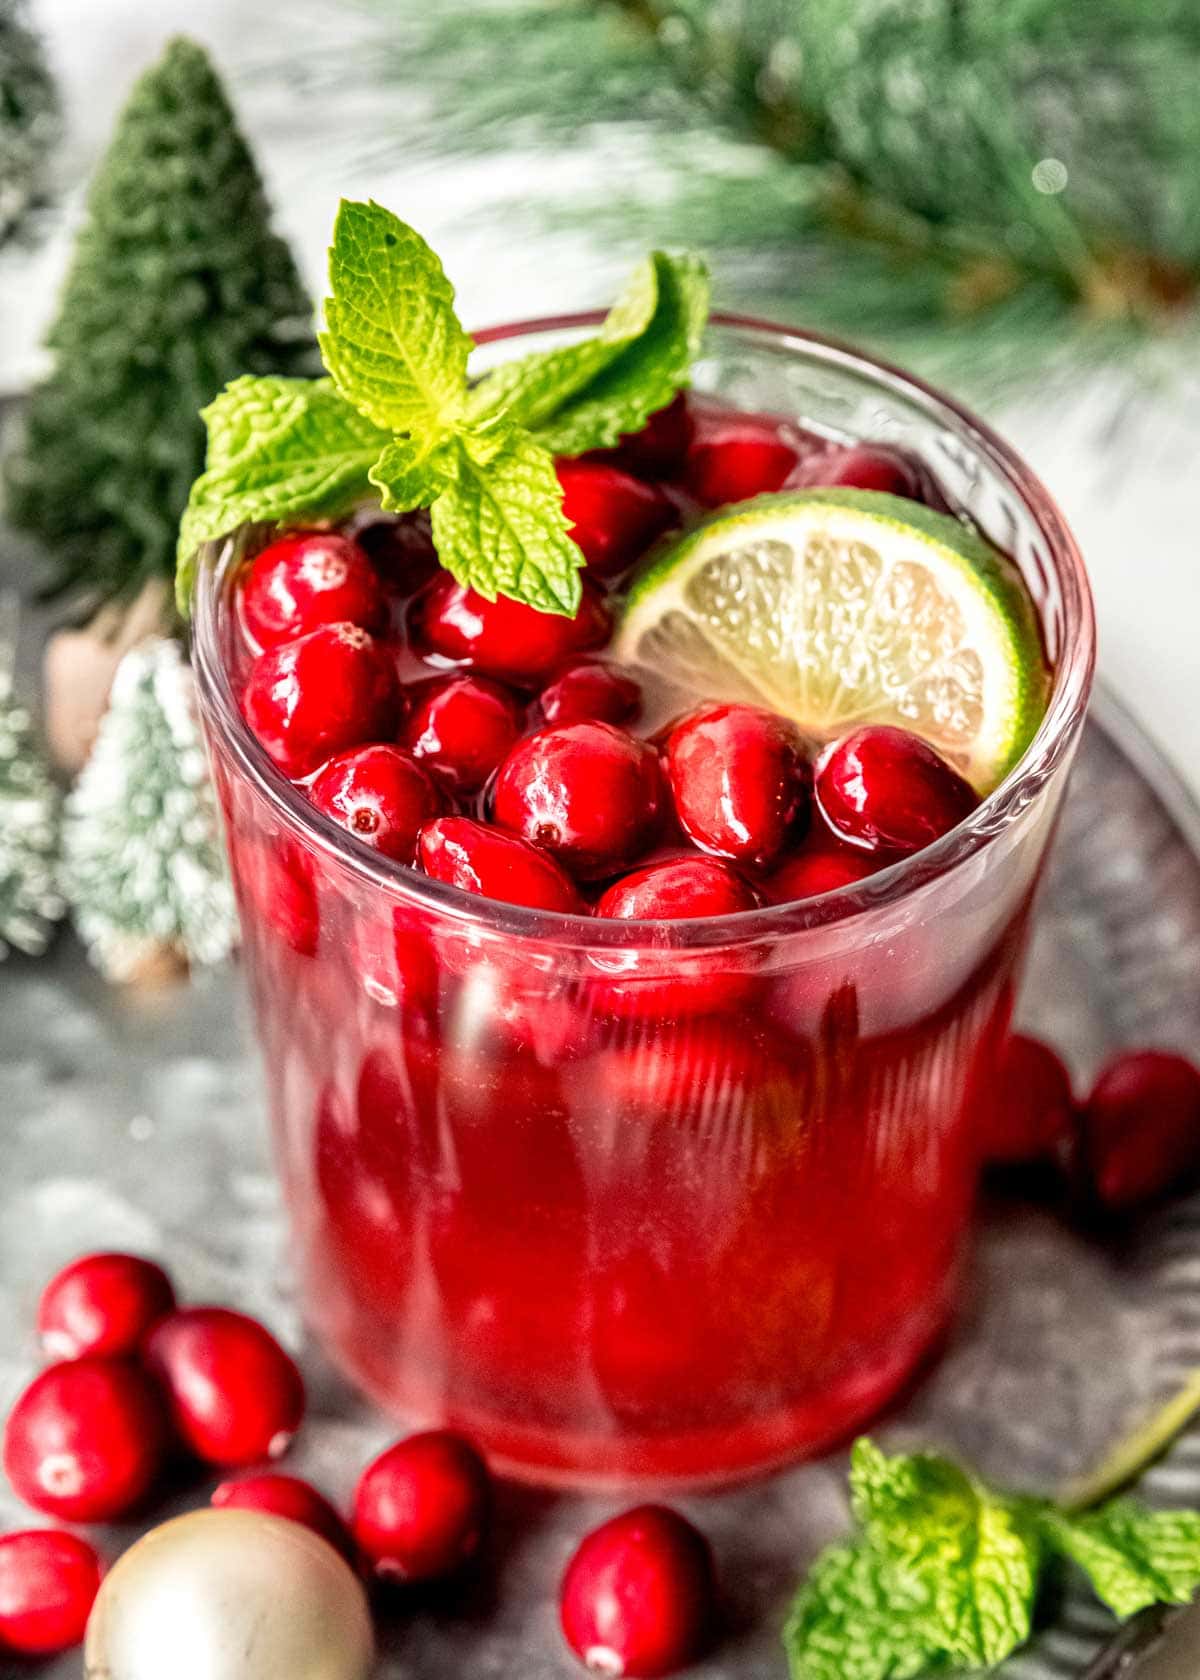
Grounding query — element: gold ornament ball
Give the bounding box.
[84,1509,374,1680]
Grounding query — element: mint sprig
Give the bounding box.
[784,1437,1200,1680]
[176,199,710,616]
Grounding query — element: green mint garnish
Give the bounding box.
[176,199,710,617]
[784,1436,1200,1680]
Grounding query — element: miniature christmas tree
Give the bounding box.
[0,0,59,249]
[61,637,238,981]
[0,597,63,958]
[3,36,315,608]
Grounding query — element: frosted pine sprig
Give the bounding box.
[0,679,64,959]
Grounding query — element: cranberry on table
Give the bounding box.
[0,1529,104,1656]
[143,1307,305,1467]
[683,408,802,507]
[608,392,694,477]
[556,460,677,577]
[1079,1049,1200,1213]
[212,1474,356,1565]
[352,1430,490,1584]
[815,725,979,855]
[665,703,810,869]
[596,855,760,921]
[788,443,919,497]
[980,1034,1076,1168]
[765,842,880,902]
[401,673,524,794]
[240,532,387,649]
[3,1358,169,1521]
[309,744,441,863]
[419,816,585,913]
[410,573,611,685]
[242,622,401,779]
[494,721,664,877]
[37,1252,175,1361]
[541,662,642,727]
[559,1504,717,1678]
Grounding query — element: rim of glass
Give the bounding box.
[192,310,1096,951]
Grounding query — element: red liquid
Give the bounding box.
[211,399,1048,1486]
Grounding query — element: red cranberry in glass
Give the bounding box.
[212,1474,356,1564]
[610,392,694,478]
[352,1430,490,1584]
[765,842,879,902]
[556,461,677,577]
[815,725,979,856]
[240,532,387,649]
[37,1252,175,1362]
[0,1530,103,1656]
[233,834,319,956]
[789,443,919,498]
[665,703,809,869]
[242,622,400,779]
[596,855,759,921]
[494,721,664,876]
[144,1307,305,1467]
[401,673,524,794]
[559,1504,717,1677]
[1079,1050,1200,1213]
[3,1359,169,1521]
[355,512,439,592]
[541,662,642,727]
[979,1034,1076,1168]
[683,408,801,507]
[418,816,585,913]
[309,743,441,863]
[411,573,611,685]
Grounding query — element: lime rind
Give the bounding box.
[616,489,1049,794]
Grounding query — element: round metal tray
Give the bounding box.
[1,688,1199,1680]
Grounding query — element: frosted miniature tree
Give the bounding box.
[61,638,238,980]
[0,0,59,249]
[0,597,64,957]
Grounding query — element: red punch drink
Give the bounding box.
[193,316,1093,1486]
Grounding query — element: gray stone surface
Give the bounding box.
[1,692,1199,1678]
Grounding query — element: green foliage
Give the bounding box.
[61,637,236,979]
[3,37,316,609]
[0,0,59,248]
[1040,1502,1200,1620]
[179,201,709,615]
[0,656,63,959]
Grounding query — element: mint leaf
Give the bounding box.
[784,1538,951,1680]
[1040,1500,1200,1619]
[849,1439,1040,1668]
[176,376,390,613]
[466,250,710,457]
[430,427,583,615]
[319,199,472,436]
[369,433,458,514]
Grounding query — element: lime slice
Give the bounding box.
[615,489,1048,793]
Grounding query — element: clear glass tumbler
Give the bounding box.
[191,315,1095,1488]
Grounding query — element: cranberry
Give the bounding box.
[240,532,387,649]
[788,444,919,497]
[609,392,694,478]
[683,407,801,507]
[411,573,611,685]
[815,725,979,855]
[541,662,642,727]
[212,1474,356,1564]
[596,855,759,921]
[143,1307,305,1467]
[418,816,585,913]
[352,1430,490,1583]
[1079,1050,1200,1212]
[242,622,400,779]
[980,1034,1076,1168]
[37,1252,175,1362]
[559,1505,716,1677]
[765,843,880,902]
[3,1358,169,1521]
[665,703,809,868]
[0,1530,103,1656]
[494,721,664,876]
[309,743,441,863]
[557,461,677,577]
[401,673,524,794]
[233,834,319,955]
[354,512,439,592]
